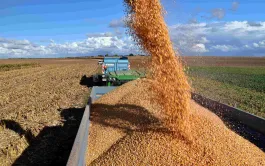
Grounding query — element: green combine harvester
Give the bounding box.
[93,57,145,86]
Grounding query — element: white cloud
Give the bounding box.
[259,40,265,46]
[2,20,265,58]
[222,21,265,39]
[244,45,250,49]
[0,35,138,58]
[169,23,211,54]
[192,44,208,53]
[200,37,210,44]
[211,45,238,52]
[168,21,265,55]
[253,40,265,48]
[253,43,259,48]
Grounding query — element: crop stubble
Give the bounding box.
[0,61,98,165]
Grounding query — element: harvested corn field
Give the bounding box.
[87,79,265,166]
[0,59,98,166]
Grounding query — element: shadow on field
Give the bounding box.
[0,120,35,143]
[192,93,265,152]
[80,75,94,88]
[1,107,85,166]
[80,75,104,88]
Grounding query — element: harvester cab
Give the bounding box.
[93,56,145,86]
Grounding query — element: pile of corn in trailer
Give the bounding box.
[66,84,265,166]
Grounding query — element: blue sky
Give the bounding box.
[0,0,265,58]
[0,0,124,42]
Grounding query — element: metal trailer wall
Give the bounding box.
[67,87,117,166]
[192,93,265,135]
